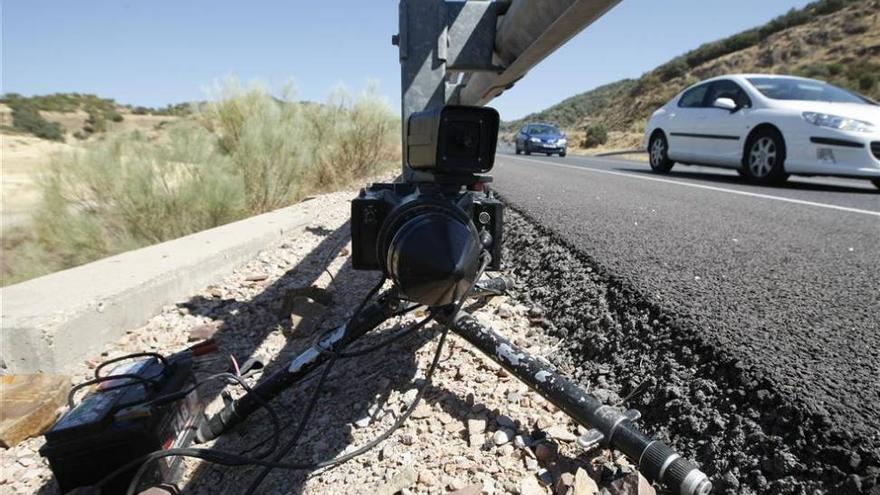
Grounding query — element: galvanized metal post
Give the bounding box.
[395,0,500,182]
[397,0,447,182]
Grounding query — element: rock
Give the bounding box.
[560,472,575,487]
[525,457,540,471]
[573,468,599,495]
[546,425,577,442]
[605,472,655,495]
[493,429,512,446]
[521,475,546,495]
[449,478,468,491]
[0,374,70,448]
[534,442,558,464]
[468,418,487,435]
[245,272,269,282]
[400,432,416,445]
[411,403,432,419]
[282,292,328,336]
[418,469,438,486]
[498,444,515,457]
[451,484,483,495]
[375,465,417,495]
[209,288,223,298]
[187,323,218,341]
[496,414,516,429]
[468,433,484,448]
[380,444,394,461]
[353,416,371,428]
[498,303,514,318]
[514,434,530,449]
[537,468,553,486]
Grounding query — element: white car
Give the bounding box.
[644,74,880,189]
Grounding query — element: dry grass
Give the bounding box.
[1,82,399,286]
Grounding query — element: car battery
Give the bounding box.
[40,344,215,494]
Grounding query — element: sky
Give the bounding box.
[2,0,813,121]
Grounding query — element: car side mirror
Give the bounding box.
[713,97,738,112]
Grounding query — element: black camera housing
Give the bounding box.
[351,182,503,274]
[407,105,499,175]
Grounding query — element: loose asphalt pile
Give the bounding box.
[500,205,879,495]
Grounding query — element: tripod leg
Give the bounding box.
[443,310,711,495]
[196,290,400,443]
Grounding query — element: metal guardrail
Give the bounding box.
[396,0,621,180]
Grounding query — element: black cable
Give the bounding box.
[308,326,448,473]
[122,373,284,495]
[240,305,431,455]
[243,355,339,495]
[94,352,169,379]
[352,276,385,320]
[339,315,432,358]
[67,352,173,409]
[115,255,476,493]
[106,325,449,495]
[67,374,155,409]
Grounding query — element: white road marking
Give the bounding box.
[498,155,880,218]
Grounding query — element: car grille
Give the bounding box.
[872,142,880,160]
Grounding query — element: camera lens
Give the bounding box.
[445,120,481,160]
[386,209,481,307]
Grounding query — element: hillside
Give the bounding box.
[507,0,880,153]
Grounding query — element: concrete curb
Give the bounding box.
[0,201,322,373]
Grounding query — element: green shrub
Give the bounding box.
[84,110,107,134]
[3,81,399,285]
[9,103,64,141]
[658,59,689,82]
[581,124,608,148]
[827,63,845,76]
[859,73,876,92]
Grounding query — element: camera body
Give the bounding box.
[350,105,503,307]
[351,182,503,273]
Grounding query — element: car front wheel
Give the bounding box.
[649,133,674,174]
[743,129,788,185]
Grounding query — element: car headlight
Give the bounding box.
[530,137,541,143]
[558,139,567,146]
[802,112,874,132]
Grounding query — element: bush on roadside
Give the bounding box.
[581,124,608,149]
[657,59,689,82]
[8,102,65,141]
[83,109,107,135]
[2,81,399,285]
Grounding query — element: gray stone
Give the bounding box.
[573,468,600,495]
[375,465,417,495]
[493,428,512,446]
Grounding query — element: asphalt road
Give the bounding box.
[492,148,880,449]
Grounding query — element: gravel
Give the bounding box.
[500,206,880,495]
[0,189,655,495]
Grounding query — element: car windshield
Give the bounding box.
[747,77,873,105]
[528,125,560,135]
